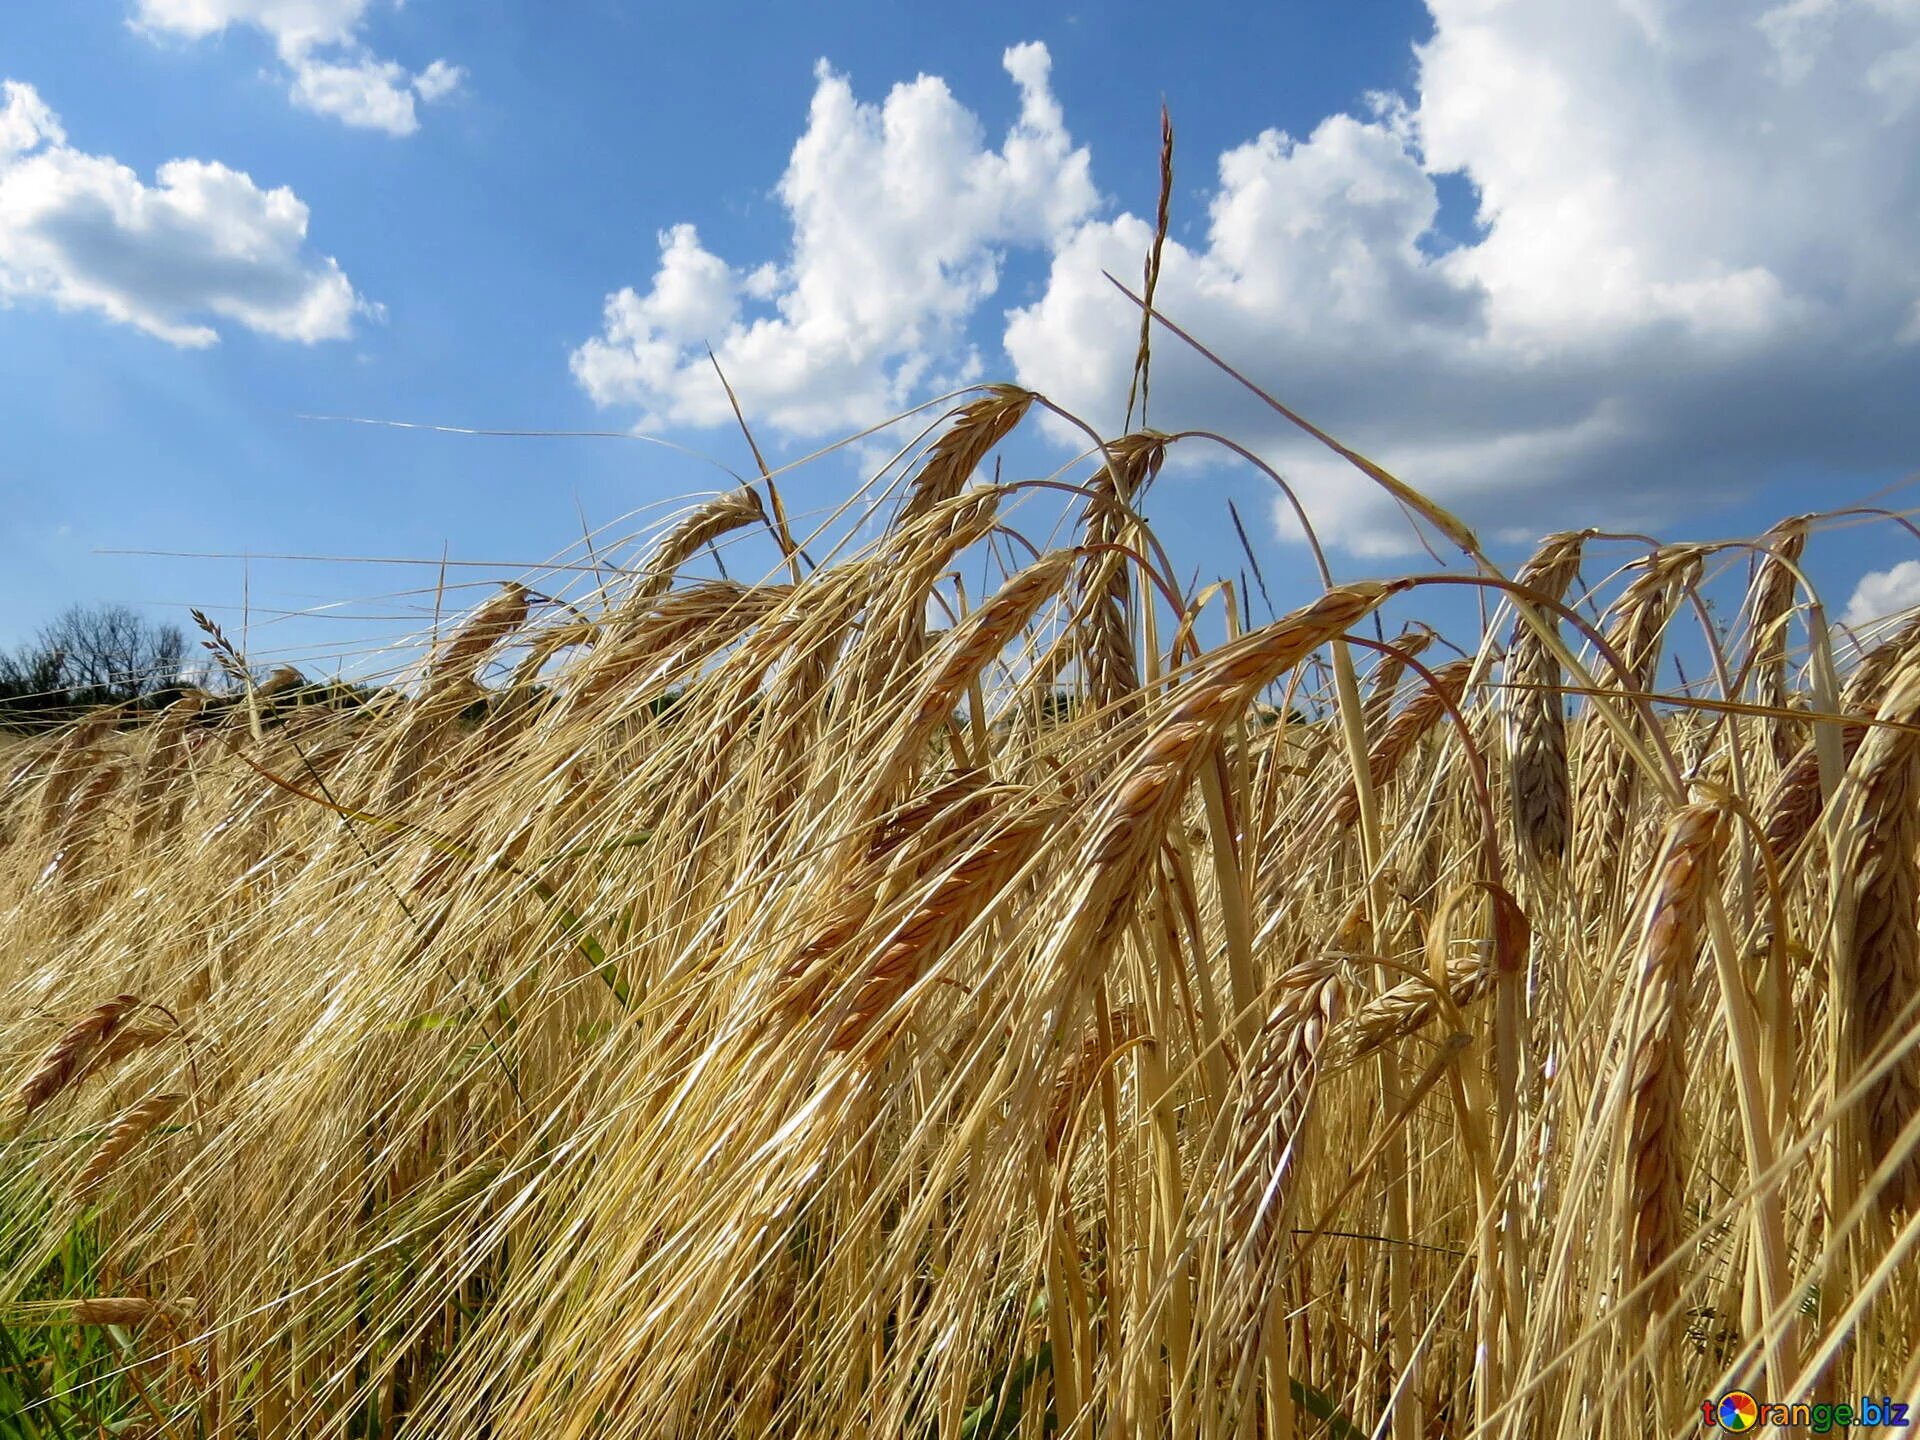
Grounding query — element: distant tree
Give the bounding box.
[0,645,68,726]
[40,603,187,708]
[0,604,187,725]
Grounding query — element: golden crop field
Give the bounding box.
[1,381,1916,1437]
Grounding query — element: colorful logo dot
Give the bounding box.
[1716,1391,1760,1431]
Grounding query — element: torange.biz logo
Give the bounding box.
[1703,1391,1911,1431]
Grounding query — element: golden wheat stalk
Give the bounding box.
[1079,431,1168,718]
[873,548,1080,791]
[1362,623,1434,734]
[1623,800,1726,1309]
[1338,950,1493,1063]
[897,386,1032,526]
[569,580,792,708]
[17,993,146,1115]
[1078,583,1394,954]
[1574,546,1702,903]
[132,692,205,844]
[1044,1003,1144,1159]
[1506,531,1586,870]
[781,775,1014,1000]
[1331,657,1472,827]
[36,713,113,835]
[826,803,1063,1053]
[67,1297,178,1329]
[1836,662,1920,1214]
[1744,517,1808,767]
[1762,614,1920,865]
[1224,952,1344,1272]
[632,486,770,605]
[426,582,532,695]
[73,1091,188,1199]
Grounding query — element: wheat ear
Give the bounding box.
[427,582,532,695]
[1624,800,1727,1309]
[898,386,1032,526]
[17,993,146,1115]
[1762,614,1920,865]
[1744,517,1808,767]
[1836,662,1920,1214]
[73,1092,187,1199]
[632,486,770,605]
[1506,531,1586,870]
[1331,658,1472,827]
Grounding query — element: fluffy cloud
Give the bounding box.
[1006,0,1920,553]
[571,42,1096,434]
[579,7,1920,555]
[132,0,464,136]
[0,79,370,346]
[0,78,63,156]
[1845,560,1920,628]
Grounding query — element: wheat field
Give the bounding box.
[1,376,1917,1437]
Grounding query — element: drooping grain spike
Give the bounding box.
[18,994,146,1115]
[427,582,532,696]
[73,1092,187,1199]
[898,386,1032,527]
[1624,801,1726,1309]
[632,486,770,605]
[1575,546,1703,905]
[1331,658,1473,827]
[1361,623,1434,734]
[1761,612,1920,867]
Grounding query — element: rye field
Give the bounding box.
[0,381,1917,1437]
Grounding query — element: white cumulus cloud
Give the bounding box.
[1005,0,1920,553]
[1845,560,1920,628]
[132,0,463,136]
[578,7,1920,556]
[0,78,371,346]
[571,42,1096,435]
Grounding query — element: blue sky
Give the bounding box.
[2,0,1918,677]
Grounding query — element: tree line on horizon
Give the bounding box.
[0,603,190,728]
